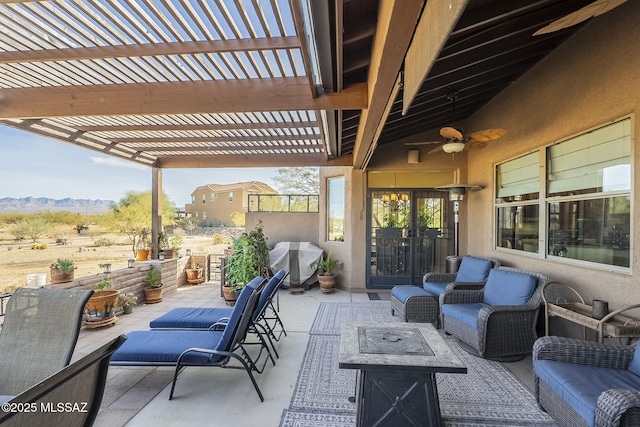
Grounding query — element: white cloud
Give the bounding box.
[91,156,148,171]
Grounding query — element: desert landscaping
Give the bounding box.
[0,227,242,295]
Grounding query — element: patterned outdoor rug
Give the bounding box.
[309,301,399,335]
[280,302,557,427]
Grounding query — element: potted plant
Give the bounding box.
[315,252,338,294]
[162,235,183,259]
[50,258,75,284]
[185,255,203,284]
[158,231,169,258]
[85,275,120,325]
[117,293,138,314]
[143,268,163,303]
[223,222,270,302]
[135,228,151,261]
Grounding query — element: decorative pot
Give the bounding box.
[144,286,163,304]
[85,290,120,321]
[50,268,74,284]
[222,285,237,304]
[122,306,133,314]
[186,268,203,284]
[318,274,336,294]
[163,248,174,259]
[136,249,150,261]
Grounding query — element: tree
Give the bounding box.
[107,190,176,256]
[272,167,319,194]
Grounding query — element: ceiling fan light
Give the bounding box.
[442,142,465,153]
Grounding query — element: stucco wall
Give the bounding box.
[245,212,320,246]
[462,0,640,309]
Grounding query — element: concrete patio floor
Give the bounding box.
[72,281,533,427]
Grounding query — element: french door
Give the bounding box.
[367,189,453,288]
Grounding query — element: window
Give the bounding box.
[229,192,234,202]
[495,118,632,269]
[327,176,345,241]
[546,118,631,267]
[495,151,540,253]
[210,193,217,202]
[202,194,206,204]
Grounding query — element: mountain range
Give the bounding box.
[0,197,116,214]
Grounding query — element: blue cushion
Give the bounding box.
[455,257,493,282]
[112,330,225,364]
[483,269,536,306]
[391,286,434,303]
[628,344,640,376]
[535,360,640,427]
[422,282,448,295]
[150,307,232,329]
[255,270,286,318]
[441,303,487,329]
[217,276,263,350]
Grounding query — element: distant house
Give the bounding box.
[184,181,277,226]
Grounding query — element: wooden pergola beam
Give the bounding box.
[75,121,318,131]
[111,134,321,143]
[132,144,324,152]
[157,153,354,168]
[0,37,301,64]
[0,79,367,119]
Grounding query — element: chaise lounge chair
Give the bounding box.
[0,335,126,427]
[110,276,270,402]
[0,287,93,396]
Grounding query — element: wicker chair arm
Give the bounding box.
[446,281,487,291]
[440,288,484,305]
[423,272,457,283]
[596,389,640,427]
[476,303,539,331]
[533,336,635,369]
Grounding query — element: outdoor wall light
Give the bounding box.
[102,263,112,274]
[128,259,135,268]
[159,252,165,261]
[186,249,192,257]
[407,149,420,164]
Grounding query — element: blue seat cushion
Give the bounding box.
[391,286,435,303]
[422,282,448,295]
[455,257,493,282]
[483,269,536,306]
[441,303,487,329]
[535,360,640,427]
[627,344,640,376]
[111,330,225,365]
[150,307,232,329]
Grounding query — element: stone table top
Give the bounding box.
[339,322,467,374]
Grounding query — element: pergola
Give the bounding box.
[0,0,603,255]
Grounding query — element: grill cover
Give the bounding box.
[269,242,323,288]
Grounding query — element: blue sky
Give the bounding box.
[0,126,278,208]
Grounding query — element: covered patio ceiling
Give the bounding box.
[0,0,612,170]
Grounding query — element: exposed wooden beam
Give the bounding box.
[139,144,324,152]
[0,37,301,64]
[76,121,318,131]
[403,0,469,115]
[352,0,425,170]
[157,153,354,168]
[111,134,321,143]
[0,79,368,119]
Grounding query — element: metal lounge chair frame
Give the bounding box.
[111,276,269,402]
[0,287,93,396]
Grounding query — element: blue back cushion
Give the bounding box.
[217,276,262,351]
[483,269,537,306]
[254,270,286,319]
[628,344,640,376]
[455,257,493,282]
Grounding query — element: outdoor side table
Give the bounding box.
[339,322,466,427]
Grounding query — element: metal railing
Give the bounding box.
[248,194,319,213]
[0,293,11,330]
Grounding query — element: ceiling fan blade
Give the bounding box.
[533,0,627,36]
[404,140,441,146]
[428,145,444,155]
[440,126,463,140]
[468,128,507,142]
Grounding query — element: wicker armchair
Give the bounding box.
[390,256,500,325]
[440,266,549,360]
[533,336,640,427]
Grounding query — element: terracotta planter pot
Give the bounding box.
[50,268,74,284]
[85,290,120,321]
[186,268,203,284]
[136,249,150,261]
[162,249,174,259]
[222,285,237,304]
[144,286,163,304]
[318,274,336,294]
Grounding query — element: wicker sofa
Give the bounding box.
[440,266,549,360]
[390,256,500,325]
[533,336,640,427]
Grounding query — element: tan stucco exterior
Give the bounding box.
[184,181,277,226]
[321,1,640,309]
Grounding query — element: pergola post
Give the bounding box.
[151,167,163,260]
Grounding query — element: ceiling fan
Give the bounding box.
[405,91,507,154]
[533,0,627,36]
